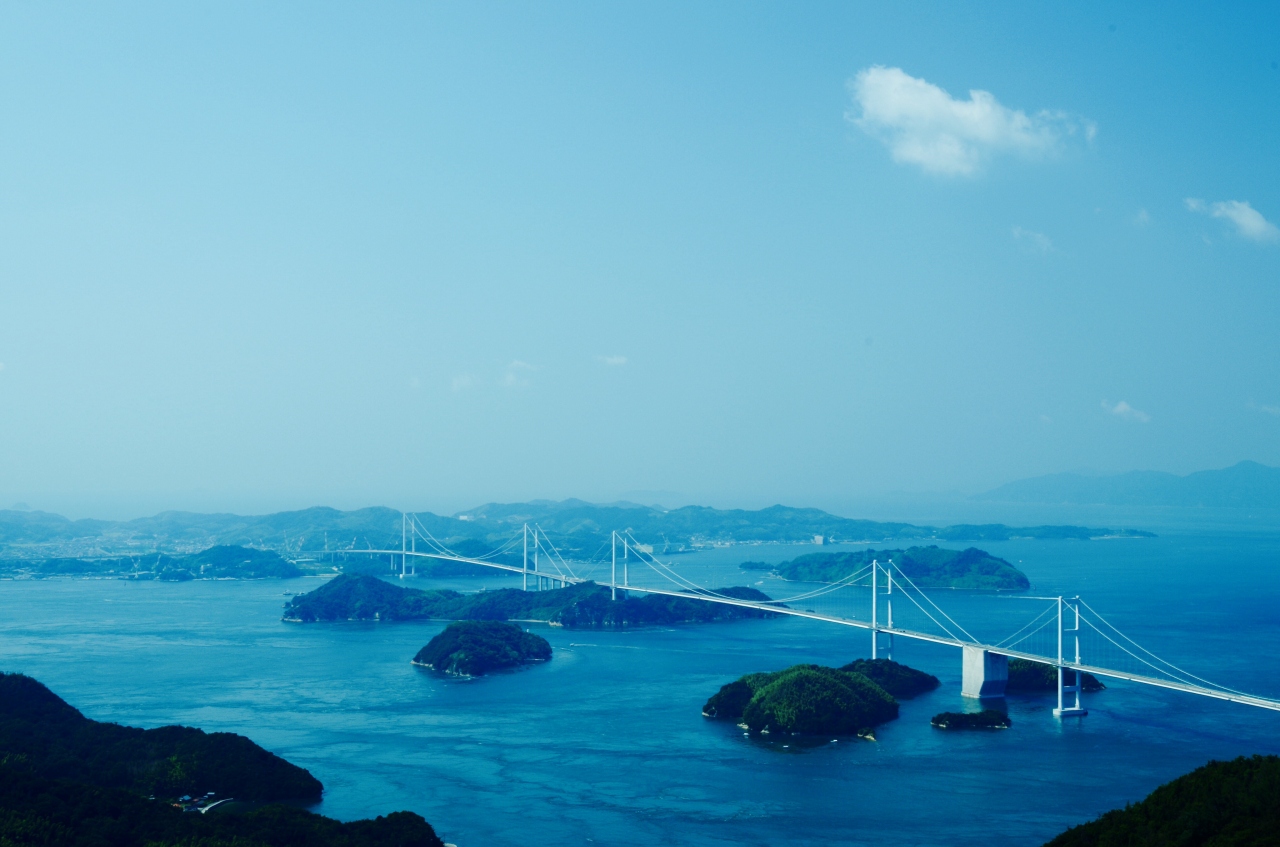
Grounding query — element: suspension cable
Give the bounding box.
[994,602,1058,648]
[888,562,979,642]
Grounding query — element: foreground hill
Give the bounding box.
[981,460,1280,509]
[1044,755,1280,846]
[284,575,778,628]
[0,672,320,801]
[768,546,1030,590]
[0,673,446,846]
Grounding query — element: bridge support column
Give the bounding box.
[961,647,1008,698]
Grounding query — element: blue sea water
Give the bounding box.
[1,530,1278,847]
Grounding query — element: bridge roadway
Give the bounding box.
[337,549,1280,713]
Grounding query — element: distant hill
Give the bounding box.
[0,500,1154,563]
[979,461,1280,508]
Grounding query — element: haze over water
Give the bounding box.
[5,532,1277,846]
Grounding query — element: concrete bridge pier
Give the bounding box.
[961,646,1008,698]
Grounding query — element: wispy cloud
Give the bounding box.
[847,66,1095,176]
[1102,400,1150,423]
[1134,209,1150,226]
[598,355,628,366]
[1012,226,1052,253]
[1248,400,1280,418]
[1185,198,1279,243]
[450,374,474,392]
[502,360,536,389]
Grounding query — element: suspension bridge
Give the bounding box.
[313,513,1280,718]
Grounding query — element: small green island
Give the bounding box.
[759,546,1030,590]
[413,620,552,676]
[0,673,445,847]
[1043,755,1280,846]
[703,661,926,737]
[930,709,1011,730]
[284,574,779,628]
[1007,658,1105,692]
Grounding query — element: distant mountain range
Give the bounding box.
[978,461,1280,508]
[0,499,1151,562]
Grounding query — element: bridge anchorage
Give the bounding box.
[324,514,1280,718]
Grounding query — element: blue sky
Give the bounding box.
[0,2,1277,518]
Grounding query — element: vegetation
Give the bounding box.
[412,621,552,676]
[1007,659,1105,693]
[0,765,444,847]
[0,673,445,847]
[284,575,779,628]
[930,710,1011,729]
[703,664,900,736]
[0,673,321,802]
[771,546,1030,590]
[839,659,940,698]
[1043,755,1280,846]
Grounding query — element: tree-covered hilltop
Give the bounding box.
[284,574,779,628]
[412,621,552,676]
[1043,755,1280,846]
[839,659,940,698]
[703,664,900,736]
[1006,658,1105,693]
[769,546,1030,590]
[0,673,447,846]
[930,710,1011,729]
[0,672,321,802]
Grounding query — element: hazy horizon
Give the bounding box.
[2,3,1277,521]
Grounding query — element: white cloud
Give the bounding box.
[502,360,536,389]
[1248,400,1280,418]
[598,355,628,366]
[1012,226,1052,253]
[1102,400,1150,423]
[1185,198,1279,242]
[450,374,474,392]
[847,66,1094,176]
[1134,209,1150,226]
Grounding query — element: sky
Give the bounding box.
[0,2,1278,519]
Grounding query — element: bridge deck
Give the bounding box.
[335,549,1280,713]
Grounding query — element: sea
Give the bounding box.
[2,528,1278,847]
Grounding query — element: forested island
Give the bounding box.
[413,620,552,676]
[931,710,1011,730]
[1007,659,1105,693]
[762,545,1030,590]
[0,673,445,847]
[703,661,936,736]
[1043,755,1280,846]
[284,574,778,628]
